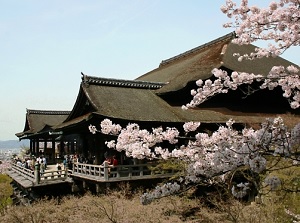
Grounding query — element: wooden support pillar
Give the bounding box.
[34,163,40,184]
[82,180,87,189]
[139,166,144,176]
[71,183,79,193]
[71,140,75,154]
[44,140,47,156]
[104,161,109,181]
[51,138,55,163]
[96,184,100,193]
[30,140,33,155]
[67,141,70,154]
[82,137,88,158]
[32,139,36,156]
[59,141,64,158]
[105,183,110,192]
[95,137,102,165]
[36,139,40,156]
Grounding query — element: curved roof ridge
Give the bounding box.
[81,72,166,89]
[26,109,71,115]
[159,32,235,67]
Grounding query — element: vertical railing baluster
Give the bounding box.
[139,166,143,176]
[116,167,120,178]
[128,166,132,177]
[104,161,109,181]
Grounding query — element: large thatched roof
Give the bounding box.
[136,32,298,94]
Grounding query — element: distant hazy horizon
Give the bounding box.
[0,139,30,149]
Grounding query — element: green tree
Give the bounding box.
[0,174,13,215]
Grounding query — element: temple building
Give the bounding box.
[16,32,300,165]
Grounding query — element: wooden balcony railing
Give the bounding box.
[10,163,35,182]
[9,161,175,185]
[72,161,175,181]
[10,162,68,185]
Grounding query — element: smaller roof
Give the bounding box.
[16,109,70,139]
[63,74,188,123]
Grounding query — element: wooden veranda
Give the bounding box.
[6,161,176,200]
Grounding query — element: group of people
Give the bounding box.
[61,154,97,169]
[13,153,119,175]
[14,155,47,175]
[103,155,118,166]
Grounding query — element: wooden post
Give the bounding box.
[96,184,100,193]
[36,139,40,156]
[34,163,40,184]
[30,140,33,155]
[71,182,79,193]
[32,139,36,156]
[104,161,109,181]
[139,166,143,176]
[116,167,120,178]
[65,168,68,179]
[128,166,132,178]
[44,140,47,156]
[51,138,55,164]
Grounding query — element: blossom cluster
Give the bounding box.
[183,1,300,110]
[100,119,122,135]
[221,0,300,58]
[231,182,250,198]
[89,116,300,202]
[183,69,263,109]
[183,122,201,132]
[140,182,181,205]
[185,65,300,110]
[264,175,281,191]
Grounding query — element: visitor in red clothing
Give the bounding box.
[112,155,118,166]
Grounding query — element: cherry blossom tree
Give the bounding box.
[89,0,300,204]
[0,161,11,174]
[90,117,300,204]
[185,0,300,110]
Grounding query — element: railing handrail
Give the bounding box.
[10,162,68,185]
[10,163,35,181]
[72,161,175,181]
[40,169,68,183]
[9,161,175,184]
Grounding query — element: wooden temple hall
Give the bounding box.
[10,32,300,201]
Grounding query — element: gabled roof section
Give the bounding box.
[16,109,70,138]
[64,74,168,122]
[82,73,166,89]
[159,32,235,67]
[136,32,298,94]
[136,33,234,93]
[63,74,186,123]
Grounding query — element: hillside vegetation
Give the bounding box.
[0,179,299,223]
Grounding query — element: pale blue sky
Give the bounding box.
[0,0,298,140]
